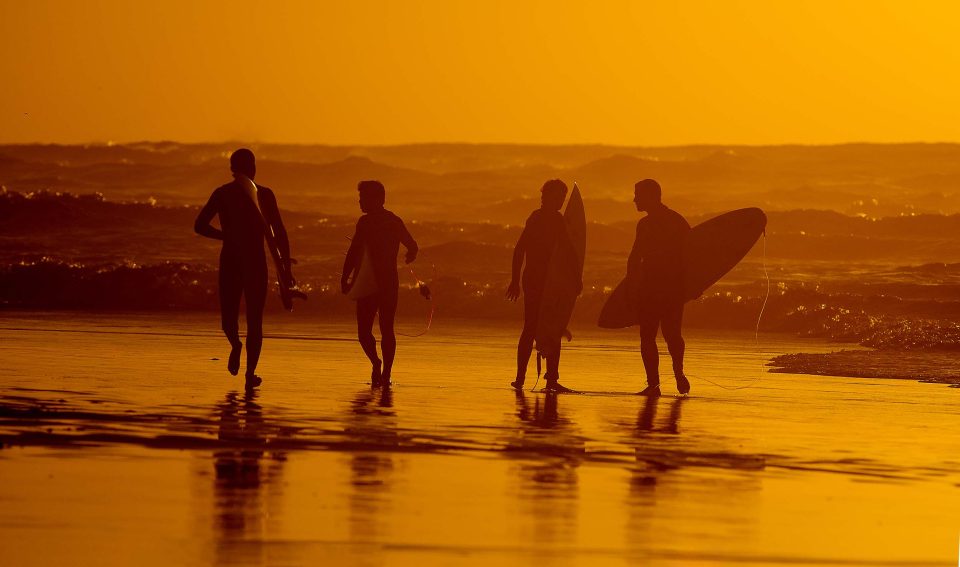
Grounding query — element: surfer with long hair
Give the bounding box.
[341,180,419,387]
[506,179,578,393]
[629,179,691,396]
[194,149,293,389]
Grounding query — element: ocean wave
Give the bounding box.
[4,259,960,353]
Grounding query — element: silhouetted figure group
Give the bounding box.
[195,150,689,396]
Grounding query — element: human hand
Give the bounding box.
[405,250,417,264]
[506,280,521,301]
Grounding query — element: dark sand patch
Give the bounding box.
[769,349,960,386]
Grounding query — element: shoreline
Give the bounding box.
[7,309,960,387]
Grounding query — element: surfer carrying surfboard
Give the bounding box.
[506,179,581,393]
[194,149,295,389]
[341,180,419,387]
[629,179,691,397]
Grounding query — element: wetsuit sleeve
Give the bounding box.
[342,218,365,286]
[260,188,291,267]
[398,218,418,262]
[194,189,223,240]
[511,214,534,284]
[627,220,644,277]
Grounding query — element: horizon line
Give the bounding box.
[3,139,960,149]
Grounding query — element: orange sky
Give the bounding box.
[2,1,958,145]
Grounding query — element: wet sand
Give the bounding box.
[770,349,960,387]
[1,312,958,566]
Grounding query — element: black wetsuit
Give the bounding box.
[195,180,287,375]
[628,204,690,384]
[514,208,571,381]
[344,208,418,378]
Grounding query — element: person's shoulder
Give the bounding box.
[257,185,277,202]
[664,206,689,226]
[209,182,234,201]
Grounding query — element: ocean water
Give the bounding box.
[1,312,958,566]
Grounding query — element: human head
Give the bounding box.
[540,179,568,211]
[230,148,256,179]
[634,179,661,212]
[358,180,385,212]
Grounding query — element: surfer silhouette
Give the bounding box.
[341,180,418,387]
[506,179,578,393]
[194,149,293,389]
[629,179,691,396]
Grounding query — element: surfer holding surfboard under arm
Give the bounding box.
[194,148,300,390]
[599,182,767,395]
[341,180,419,387]
[506,179,581,393]
[628,179,691,397]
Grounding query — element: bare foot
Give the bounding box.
[637,384,661,397]
[675,374,690,395]
[244,374,262,389]
[228,342,242,376]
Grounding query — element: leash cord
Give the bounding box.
[693,231,770,391]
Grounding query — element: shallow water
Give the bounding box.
[0,312,958,566]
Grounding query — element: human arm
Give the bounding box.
[626,220,644,278]
[193,190,223,240]
[341,220,364,294]
[506,224,529,301]
[399,219,418,264]
[259,188,292,271]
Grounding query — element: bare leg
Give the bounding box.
[661,303,688,393]
[356,295,381,383]
[639,311,661,387]
[379,289,399,382]
[219,257,243,376]
[515,288,541,385]
[244,264,268,380]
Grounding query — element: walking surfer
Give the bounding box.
[506,179,579,393]
[628,179,691,396]
[341,181,419,387]
[194,148,294,389]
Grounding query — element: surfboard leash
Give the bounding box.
[397,263,436,338]
[339,234,436,338]
[530,353,543,392]
[692,230,771,391]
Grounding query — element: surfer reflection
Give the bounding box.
[628,397,684,517]
[194,148,297,389]
[212,390,285,559]
[342,181,419,387]
[629,179,691,396]
[510,391,582,542]
[345,386,397,540]
[506,179,579,393]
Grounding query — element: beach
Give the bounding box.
[1,311,957,566]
